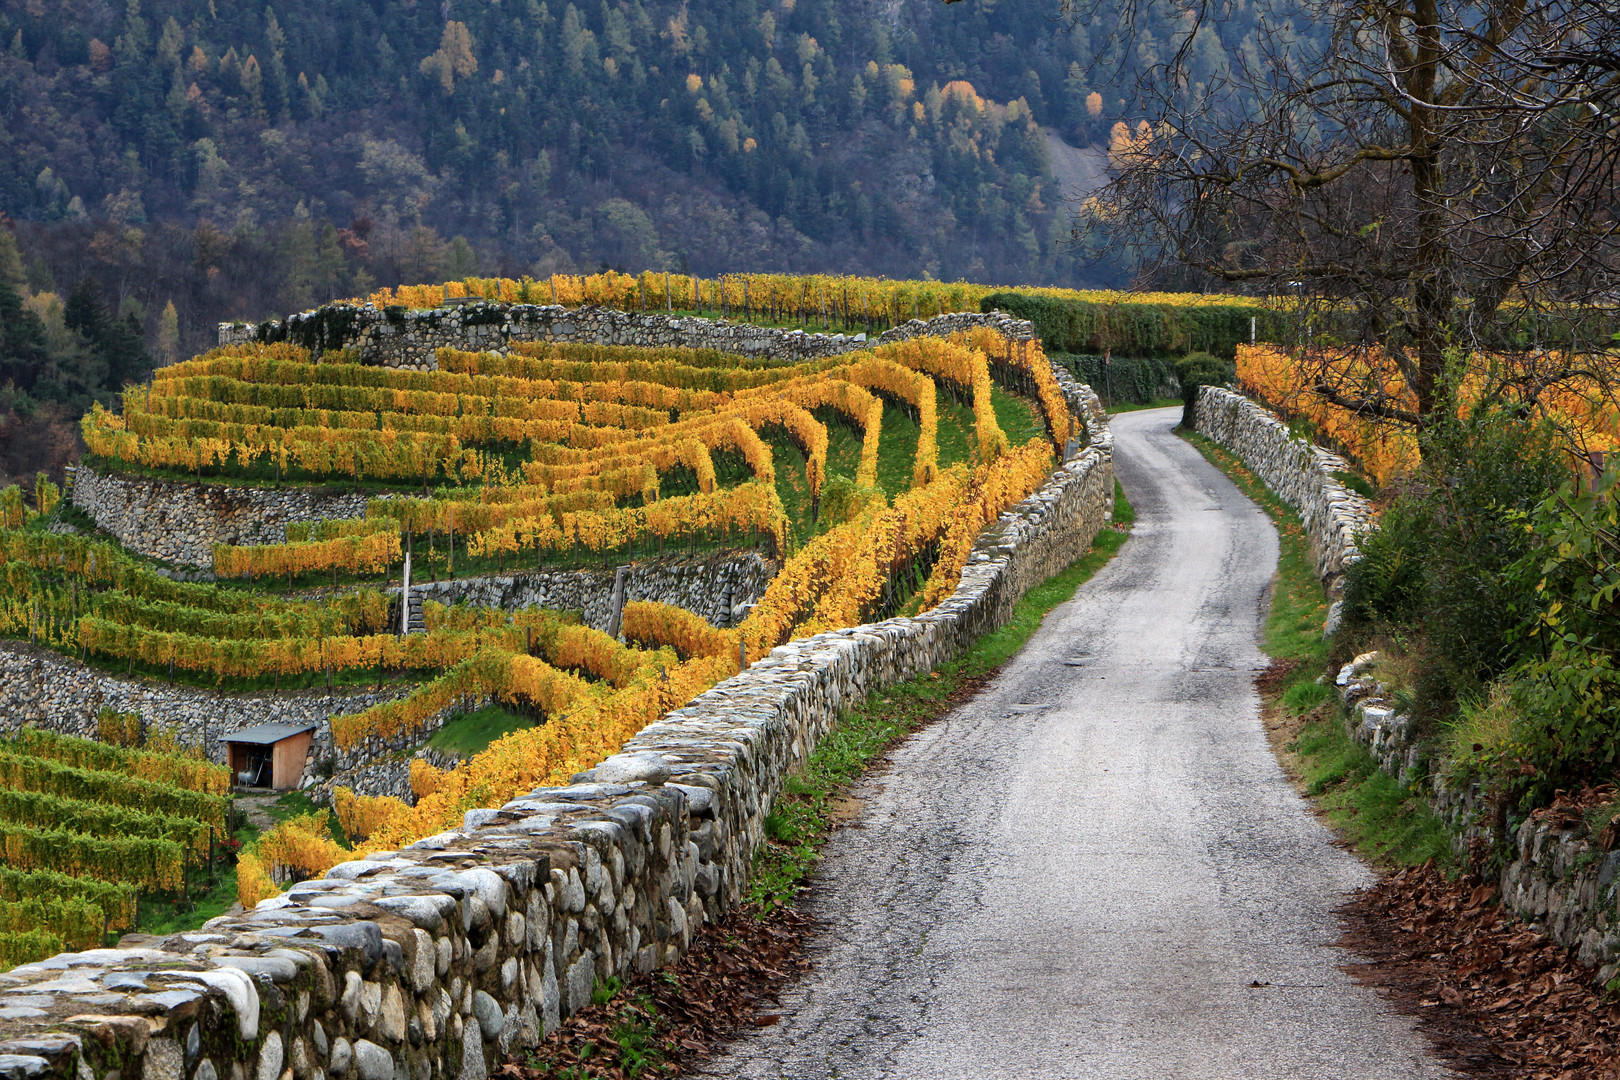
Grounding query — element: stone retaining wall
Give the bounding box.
[219,303,1033,371]
[0,366,1112,1080]
[317,747,472,806]
[1197,390,1620,987]
[0,642,414,788]
[408,551,776,633]
[70,464,369,569]
[1193,386,1374,603]
[1337,653,1620,985]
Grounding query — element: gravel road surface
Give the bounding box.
[699,407,1451,1079]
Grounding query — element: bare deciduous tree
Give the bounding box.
[1070,0,1620,435]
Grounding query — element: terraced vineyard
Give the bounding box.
[5,311,1082,908]
[0,727,234,971]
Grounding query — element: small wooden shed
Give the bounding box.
[223,722,315,790]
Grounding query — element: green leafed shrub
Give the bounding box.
[1341,409,1568,712]
[1495,468,1620,802]
[1051,353,1179,405]
[1174,352,1235,429]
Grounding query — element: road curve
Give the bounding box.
[698,407,1452,1080]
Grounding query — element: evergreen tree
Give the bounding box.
[0,278,50,395]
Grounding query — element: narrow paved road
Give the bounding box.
[701,408,1451,1079]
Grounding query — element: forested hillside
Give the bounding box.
[0,0,1267,481]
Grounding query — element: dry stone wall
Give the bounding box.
[408,551,776,633]
[0,641,413,788]
[1198,391,1620,988]
[0,363,1112,1080]
[219,302,1034,371]
[317,747,471,806]
[1335,653,1620,986]
[1193,386,1374,602]
[70,464,369,569]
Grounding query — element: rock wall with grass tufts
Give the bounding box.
[1193,385,1375,611]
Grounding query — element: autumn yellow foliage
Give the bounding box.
[1237,344,1620,485]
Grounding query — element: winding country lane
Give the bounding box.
[699,407,1453,1079]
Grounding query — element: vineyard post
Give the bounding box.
[738,638,747,671]
[665,273,672,312]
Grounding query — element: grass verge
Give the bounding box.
[430,703,535,757]
[1179,429,1453,870]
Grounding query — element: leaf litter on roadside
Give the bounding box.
[1341,862,1620,1080]
[496,903,814,1078]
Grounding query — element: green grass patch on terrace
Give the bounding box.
[747,479,1134,909]
[1179,429,1454,871]
[430,704,535,758]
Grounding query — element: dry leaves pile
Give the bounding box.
[497,903,815,1079]
[1343,864,1620,1079]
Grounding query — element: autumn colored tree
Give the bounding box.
[419,21,476,94]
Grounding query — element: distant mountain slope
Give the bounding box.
[0,0,1269,355]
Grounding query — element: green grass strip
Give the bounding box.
[748,479,1136,908]
[1180,430,1453,869]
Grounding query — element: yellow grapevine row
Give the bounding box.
[361,272,1261,322]
[142,386,672,435]
[314,430,1063,858]
[465,482,787,565]
[6,729,230,796]
[156,355,727,416]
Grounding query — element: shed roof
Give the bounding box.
[222,721,317,745]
